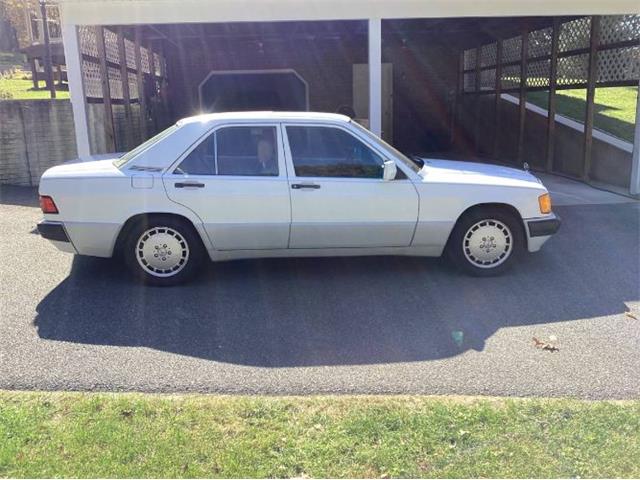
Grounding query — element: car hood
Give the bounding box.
[418,158,544,189]
[40,154,125,179]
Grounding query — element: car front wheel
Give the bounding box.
[447,207,524,276]
[123,215,204,286]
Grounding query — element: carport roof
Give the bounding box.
[55,0,640,26]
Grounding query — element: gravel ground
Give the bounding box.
[1,183,638,399]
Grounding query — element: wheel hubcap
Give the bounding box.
[136,227,189,277]
[463,219,512,268]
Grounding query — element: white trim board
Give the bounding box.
[501,93,633,154]
[56,0,640,26]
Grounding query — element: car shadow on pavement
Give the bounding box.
[34,203,639,367]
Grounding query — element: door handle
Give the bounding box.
[175,181,205,189]
[291,183,321,190]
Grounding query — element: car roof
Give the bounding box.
[177,111,351,126]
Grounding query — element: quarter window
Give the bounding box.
[176,126,278,176]
[286,126,384,178]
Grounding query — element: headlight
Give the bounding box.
[538,193,552,214]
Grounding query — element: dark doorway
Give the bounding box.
[199,70,308,112]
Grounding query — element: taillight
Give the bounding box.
[39,195,59,214]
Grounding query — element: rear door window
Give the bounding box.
[176,126,278,176]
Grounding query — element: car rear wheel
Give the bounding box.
[123,215,205,286]
[447,207,524,276]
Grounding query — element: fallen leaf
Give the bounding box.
[533,337,559,352]
[625,311,638,320]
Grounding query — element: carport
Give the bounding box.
[55,0,640,194]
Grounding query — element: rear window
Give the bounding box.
[113,124,179,168]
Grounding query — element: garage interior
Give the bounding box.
[74,15,639,191]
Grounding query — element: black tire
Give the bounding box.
[122,214,205,286]
[446,207,524,277]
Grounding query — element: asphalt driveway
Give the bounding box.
[1,177,638,399]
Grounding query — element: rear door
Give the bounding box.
[283,123,419,248]
[163,123,291,250]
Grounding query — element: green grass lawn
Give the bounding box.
[1,392,639,478]
[0,76,69,100]
[527,87,638,142]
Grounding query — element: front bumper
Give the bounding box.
[527,215,561,237]
[525,213,561,252]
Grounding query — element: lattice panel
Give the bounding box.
[78,26,98,57]
[559,17,591,52]
[81,60,102,98]
[463,72,476,92]
[124,38,137,69]
[140,48,150,74]
[128,72,139,100]
[104,29,120,64]
[480,43,497,67]
[502,36,522,63]
[557,54,589,85]
[108,66,123,100]
[501,64,521,89]
[527,59,551,87]
[600,15,640,45]
[480,68,496,89]
[597,46,640,83]
[528,28,553,59]
[463,49,476,70]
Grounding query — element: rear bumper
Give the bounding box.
[38,221,70,242]
[37,221,77,254]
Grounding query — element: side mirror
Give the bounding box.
[382,160,397,181]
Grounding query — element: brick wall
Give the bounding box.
[0,100,77,186]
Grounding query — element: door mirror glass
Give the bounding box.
[382,160,397,181]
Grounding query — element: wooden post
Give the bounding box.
[368,18,382,137]
[30,58,38,89]
[474,46,481,156]
[450,50,463,148]
[493,39,503,159]
[39,1,56,98]
[117,27,133,149]
[95,26,116,152]
[61,23,91,157]
[172,25,192,114]
[517,29,529,163]
[630,79,640,195]
[147,41,159,132]
[134,27,148,140]
[546,18,560,172]
[582,16,600,181]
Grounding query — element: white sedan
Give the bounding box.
[38,112,560,286]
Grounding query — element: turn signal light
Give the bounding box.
[39,195,59,214]
[538,193,552,214]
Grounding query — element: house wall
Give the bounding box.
[165,36,366,121]
[163,33,458,154]
[0,100,77,186]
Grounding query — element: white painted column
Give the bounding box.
[368,18,382,137]
[61,23,91,158]
[630,83,640,195]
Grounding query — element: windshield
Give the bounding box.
[349,120,421,173]
[113,124,180,168]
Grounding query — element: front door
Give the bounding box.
[283,124,419,249]
[164,124,291,250]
